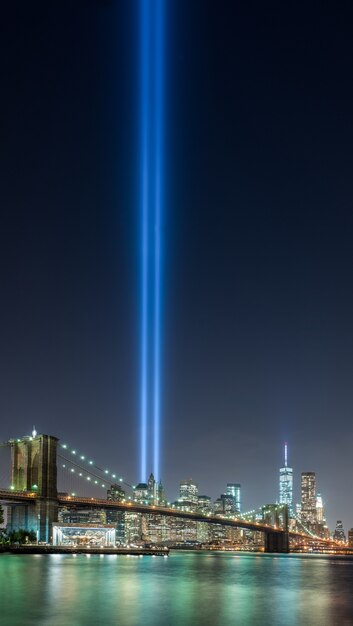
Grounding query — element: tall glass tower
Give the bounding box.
[226,483,241,513]
[279,442,293,513]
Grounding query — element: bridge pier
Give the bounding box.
[264,531,289,553]
[8,504,37,535]
[36,499,59,543]
[8,499,58,543]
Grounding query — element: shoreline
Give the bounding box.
[1,546,352,558]
[0,545,169,556]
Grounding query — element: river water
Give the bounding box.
[1,551,353,626]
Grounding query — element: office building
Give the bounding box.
[157,480,167,505]
[107,483,125,502]
[333,520,346,542]
[301,472,317,526]
[197,495,212,514]
[348,529,353,548]
[316,492,323,522]
[213,496,225,515]
[179,479,198,506]
[226,483,241,513]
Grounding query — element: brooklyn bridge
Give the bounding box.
[0,432,348,554]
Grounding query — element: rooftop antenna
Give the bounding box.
[284,441,288,467]
[32,426,37,438]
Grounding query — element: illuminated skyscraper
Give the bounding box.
[157,480,166,505]
[333,520,346,542]
[301,472,317,525]
[279,443,293,512]
[197,495,212,514]
[348,529,353,548]
[106,484,126,542]
[314,492,330,539]
[316,492,324,522]
[179,479,198,505]
[226,484,241,513]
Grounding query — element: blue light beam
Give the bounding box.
[140,0,150,483]
[139,0,164,482]
[153,0,164,481]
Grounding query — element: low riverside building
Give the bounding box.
[52,523,116,547]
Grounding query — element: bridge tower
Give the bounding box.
[264,504,289,553]
[8,434,58,542]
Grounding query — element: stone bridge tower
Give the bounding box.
[9,433,58,542]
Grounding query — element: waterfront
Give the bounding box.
[0,545,169,556]
[1,552,353,626]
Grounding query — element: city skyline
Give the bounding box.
[1,1,353,534]
[1,430,345,550]
[1,428,339,532]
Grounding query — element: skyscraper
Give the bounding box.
[301,472,317,526]
[279,443,293,513]
[316,492,324,522]
[333,520,346,542]
[348,529,353,548]
[179,479,198,505]
[106,484,126,542]
[197,495,212,514]
[226,484,241,513]
[157,480,166,505]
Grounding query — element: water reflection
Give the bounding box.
[0,552,352,626]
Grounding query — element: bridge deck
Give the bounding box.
[58,495,285,534]
[0,489,347,548]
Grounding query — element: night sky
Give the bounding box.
[1,1,353,530]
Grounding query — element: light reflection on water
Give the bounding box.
[1,552,353,626]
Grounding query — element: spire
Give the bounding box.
[284,441,288,467]
[32,426,37,438]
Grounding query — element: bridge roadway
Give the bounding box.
[58,495,285,535]
[0,489,37,504]
[0,488,287,536]
[1,488,345,548]
[57,496,346,547]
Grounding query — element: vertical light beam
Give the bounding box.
[153,0,163,481]
[139,0,164,482]
[140,0,150,483]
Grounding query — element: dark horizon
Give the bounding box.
[1,1,353,531]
